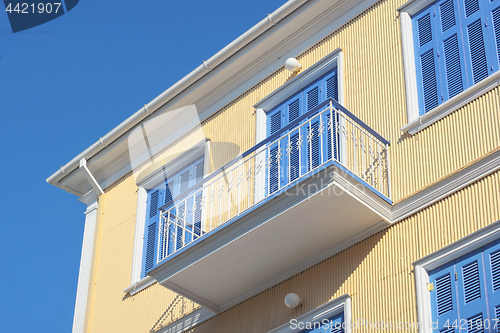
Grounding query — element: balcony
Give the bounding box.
[148,99,392,312]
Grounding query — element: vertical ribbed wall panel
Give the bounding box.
[84,0,500,331]
[185,170,499,333]
[86,176,201,333]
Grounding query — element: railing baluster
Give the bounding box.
[156,101,391,263]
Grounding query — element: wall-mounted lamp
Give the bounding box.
[284,58,302,72]
[284,293,303,308]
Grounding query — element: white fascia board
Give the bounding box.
[46,0,310,190]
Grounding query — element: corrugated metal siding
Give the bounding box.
[84,0,500,331]
[185,170,500,333]
[86,176,201,333]
[153,0,500,203]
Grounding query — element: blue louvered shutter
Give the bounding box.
[162,158,204,256]
[193,160,204,240]
[305,83,322,170]
[324,69,339,161]
[413,7,441,114]
[461,0,492,85]
[486,0,500,71]
[268,107,282,136]
[456,249,488,332]
[286,97,301,124]
[483,238,500,327]
[437,0,467,100]
[430,261,458,332]
[305,83,321,112]
[288,131,301,182]
[300,312,344,333]
[142,188,163,277]
[268,144,280,194]
[307,121,321,171]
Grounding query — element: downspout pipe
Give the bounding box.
[46,0,309,187]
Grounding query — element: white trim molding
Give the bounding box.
[398,0,500,135]
[413,219,500,333]
[268,294,351,333]
[72,200,98,333]
[402,71,500,134]
[391,148,500,222]
[129,186,148,286]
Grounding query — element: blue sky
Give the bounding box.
[0,1,286,331]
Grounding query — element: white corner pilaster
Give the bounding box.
[72,200,98,333]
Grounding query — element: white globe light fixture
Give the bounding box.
[284,58,302,72]
[284,293,303,308]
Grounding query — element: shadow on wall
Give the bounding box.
[184,230,389,332]
[149,294,201,332]
[208,142,242,172]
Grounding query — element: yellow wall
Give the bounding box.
[186,170,500,333]
[86,175,200,333]
[84,0,500,331]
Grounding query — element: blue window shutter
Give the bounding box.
[322,69,339,162]
[419,13,434,46]
[437,0,466,99]
[288,98,301,123]
[176,204,186,251]
[430,262,458,331]
[494,6,500,65]
[325,113,340,161]
[460,0,492,85]
[325,68,339,102]
[179,170,190,194]
[443,35,464,98]
[269,108,282,136]
[483,239,500,327]
[142,189,162,277]
[195,160,204,182]
[268,144,280,194]
[414,8,441,114]
[289,131,301,182]
[307,121,321,171]
[467,19,489,83]
[465,0,480,16]
[305,84,320,112]
[329,313,344,333]
[301,312,344,333]
[144,223,157,274]
[193,192,203,239]
[455,249,488,332]
[486,0,500,71]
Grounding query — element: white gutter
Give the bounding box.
[46,0,309,186]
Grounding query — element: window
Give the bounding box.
[141,157,204,278]
[299,313,344,333]
[268,294,351,333]
[411,0,500,114]
[429,239,500,332]
[413,220,500,333]
[265,67,340,195]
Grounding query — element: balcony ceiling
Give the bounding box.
[148,164,392,313]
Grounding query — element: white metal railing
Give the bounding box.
[155,100,391,265]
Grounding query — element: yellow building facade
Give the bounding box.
[48,0,500,332]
